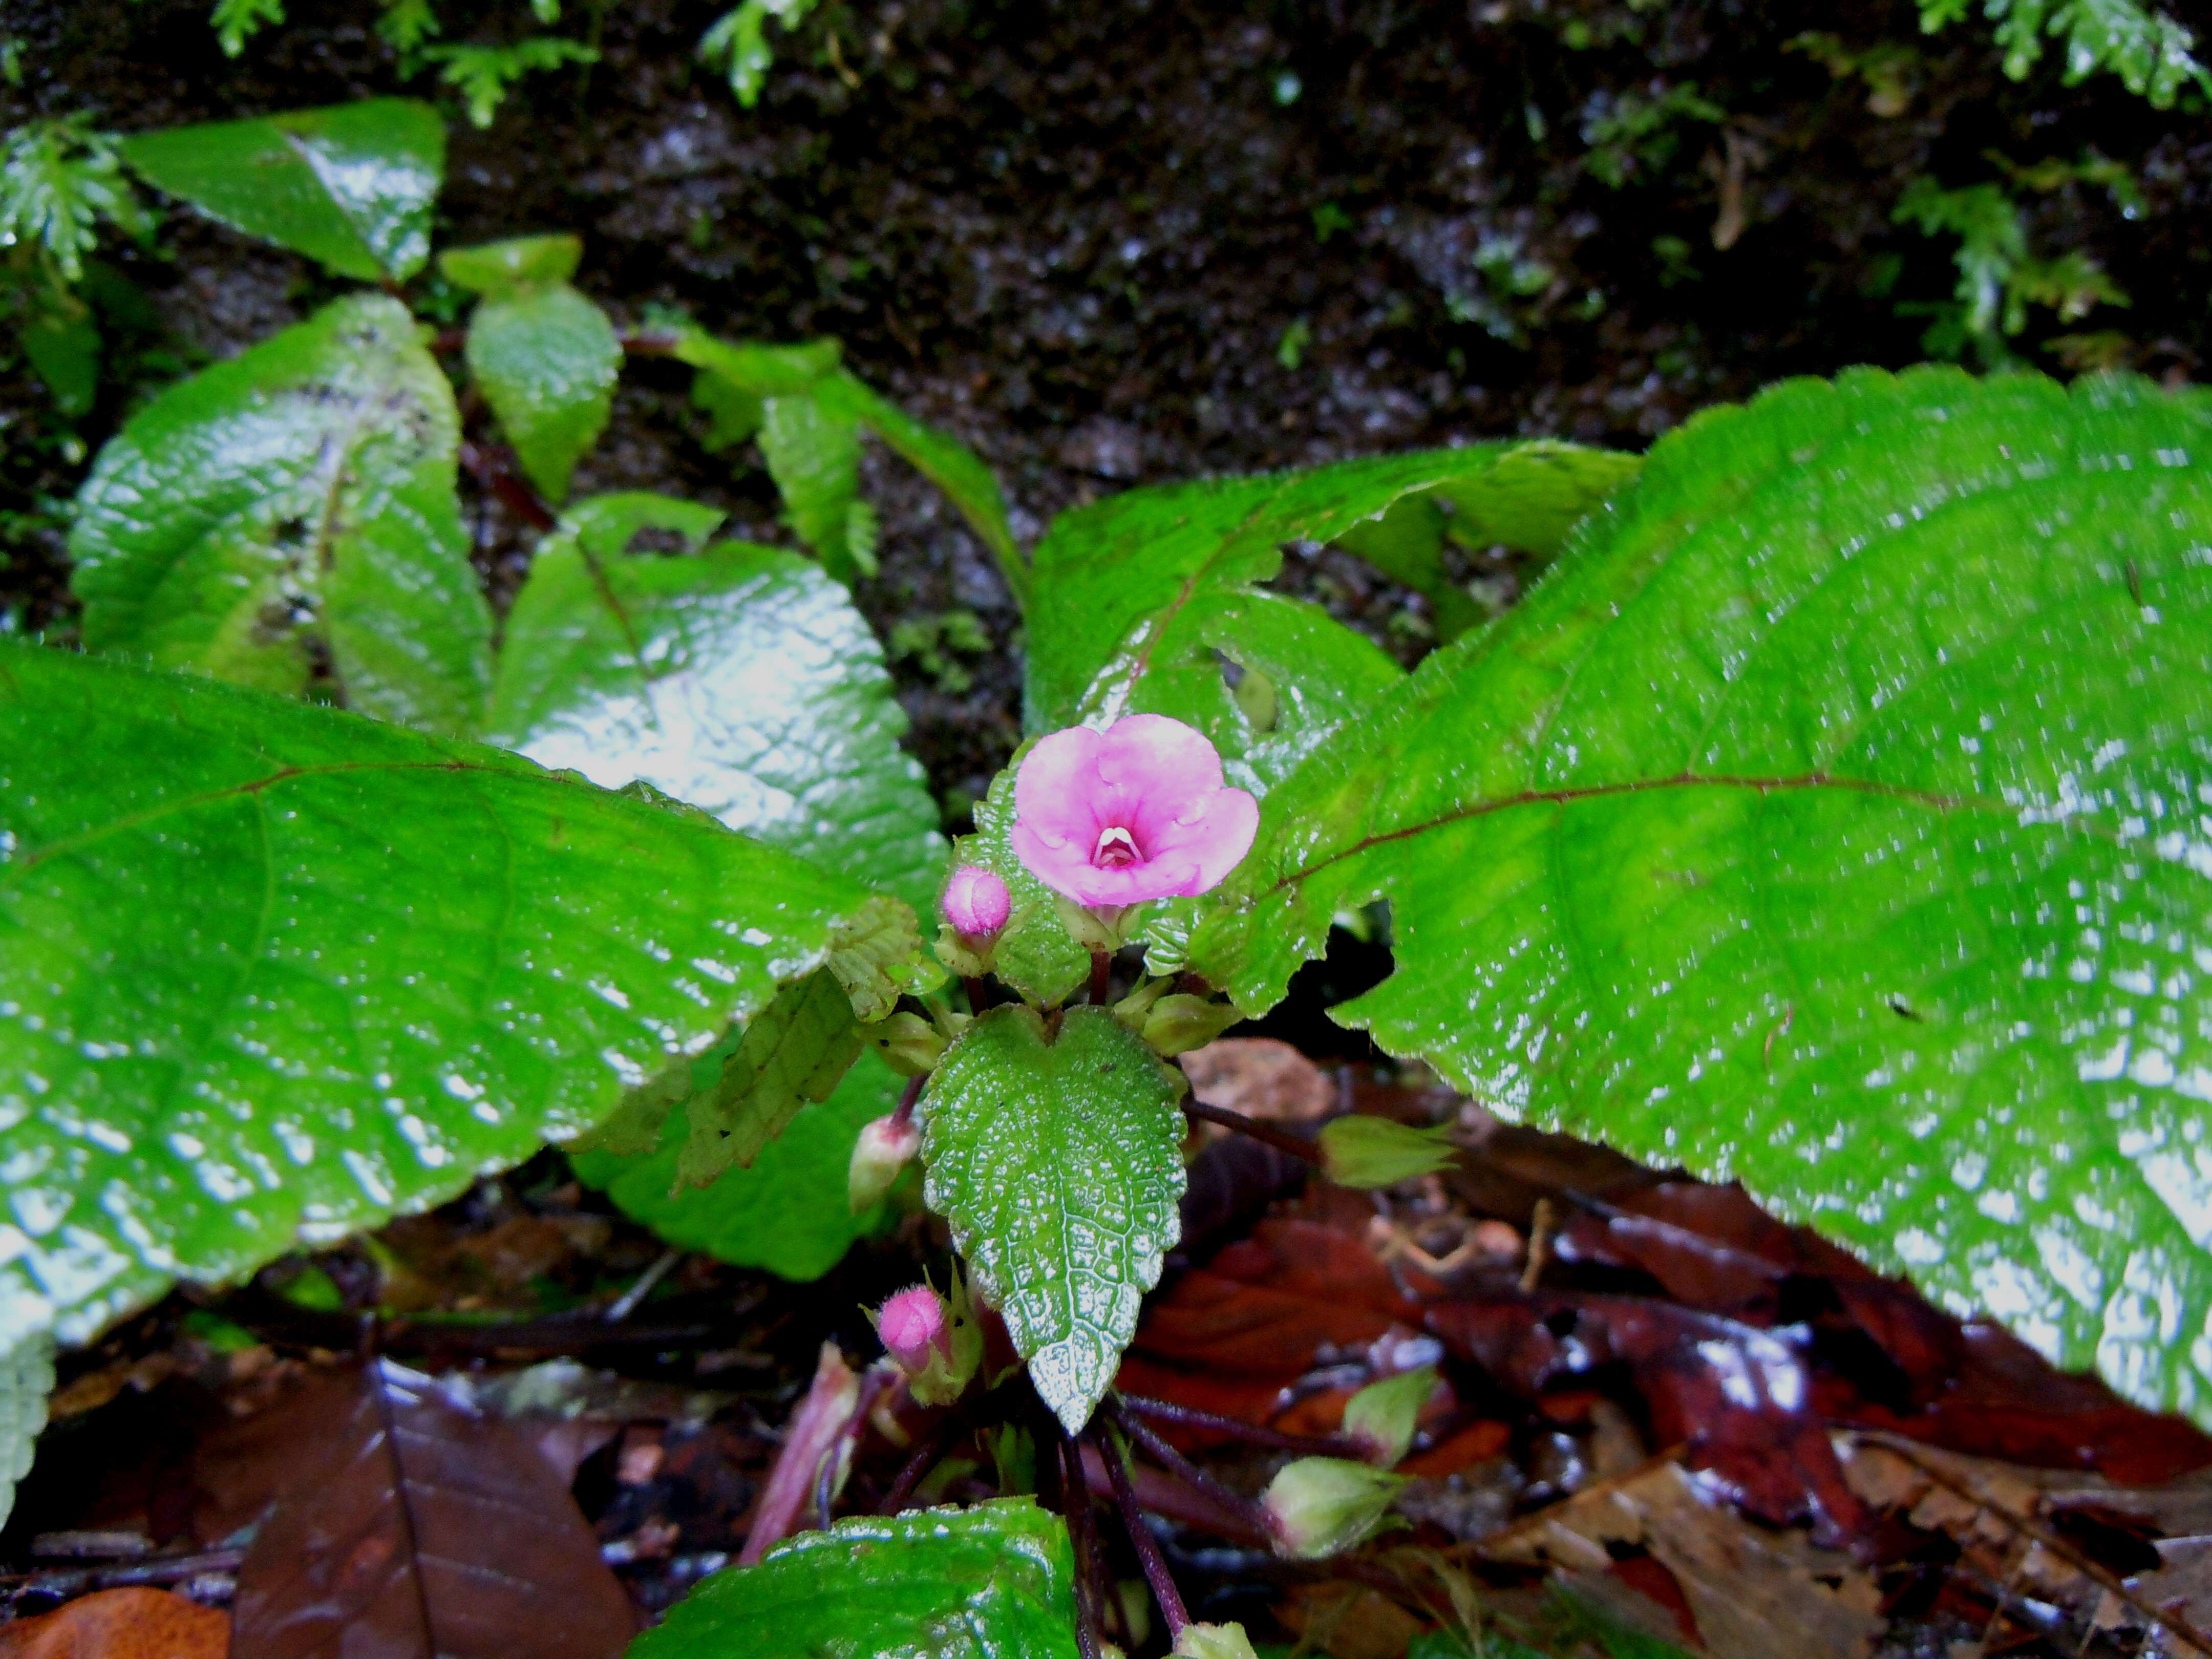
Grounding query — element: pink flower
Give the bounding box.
[940,864,1011,936]
[1010,715,1259,907]
[876,1284,950,1374]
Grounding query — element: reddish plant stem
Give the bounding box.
[1119,1391,1362,1457]
[888,1072,925,1132]
[1089,949,1112,1006]
[962,975,990,1012]
[1096,1425,1192,1640]
[1181,1098,1324,1166]
[818,1366,894,1532]
[1051,1425,1108,1659]
[1107,1397,1269,1526]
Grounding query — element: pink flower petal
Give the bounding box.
[1146,781,1260,894]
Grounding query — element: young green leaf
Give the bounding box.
[1,118,151,285]
[569,1050,903,1282]
[425,38,599,129]
[1192,367,2212,1422]
[69,292,489,735]
[0,645,881,1354]
[1026,442,1635,793]
[0,1335,53,1532]
[580,968,862,1188]
[483,494,948,914]
[444,235,620,501]
[921,1006,1187,1431]
[758,391,874,580]
[118,99,444,282]
[630,1499,1077,1658]
[697,0,822,109]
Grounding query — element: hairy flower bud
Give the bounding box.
[1260,1456,1408,1559]
[869,1270,983,1408]
[1316,1115,1458,1189]
[941,864,1011,937]
[1342,1365,1437,1466]
[847,1113,920,1213]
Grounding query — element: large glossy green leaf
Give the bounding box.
[483,494,948,914]
[1026,442,1635,792]
[444,235,620,503]
[68,293,489,736]
[0,1334,53,1530]
[628,1500,1078,1659]
[570,1050,901,1282]
[1192,367,2212,1420]
[0,644,890,1353]
[921,1006,1186,1431]
[117,99,444,281]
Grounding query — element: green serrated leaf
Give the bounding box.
[0,1334,53,1531]
[630,1499,1078,1659]
[485,496,948,915]
[0,644,877,1353]
[921,1006,1187,1431]
[1192,366,2212,1423]
[426,38,599,129]
[828,893,942,1022]
[639,968,864,1188]
[955,752,1092,1007]
[118,99,444,281]
[462,281,619,502]
[759,391,868,582]
[571,1049,901,1282]
[69,293,489,735]
[1920,0,2211,107]
[1027,442,1635,795]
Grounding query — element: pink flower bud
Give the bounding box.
[847,1114,921,1213]
[1009,715,1258,907]
[877,1284,950,1375]
[940,865,1012,937]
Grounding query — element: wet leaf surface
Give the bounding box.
[116,99,443,281]
[461,282,619,503]
[1195,367,2212,1423]
[227,1359,633,1657]
[484,493,948,914]
[921,1007,1187,1432]
[68,292,487,734]
[629,1500,1079,1659]
[0,1343,52,1533]
[0,645,879,1354]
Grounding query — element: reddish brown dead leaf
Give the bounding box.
[227,1358,634,1658]
[0,1589,227,1659]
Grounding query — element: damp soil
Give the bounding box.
[7,0,2211,813]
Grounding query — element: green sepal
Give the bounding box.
[1317,1117,1459,1189]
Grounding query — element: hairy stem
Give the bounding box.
[1119,1391,1362,1457]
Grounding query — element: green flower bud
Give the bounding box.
[1260,1456,1409,1558]
[1137,992,1242,1057]
[1174,1622,1262,1659]
[1342,1365,1437,1466]
[934,921,991,979]
[1316,1115,1458,1189]
[867,1011,946,1077]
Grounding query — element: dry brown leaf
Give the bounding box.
[0,1589,227,1659]
[1837,1430,2212,1656]
[227,1358,635,1658]
[1180,1039,1334,1124]
[1481,1458,1884,1659]
[1278,1583,1431,1659]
